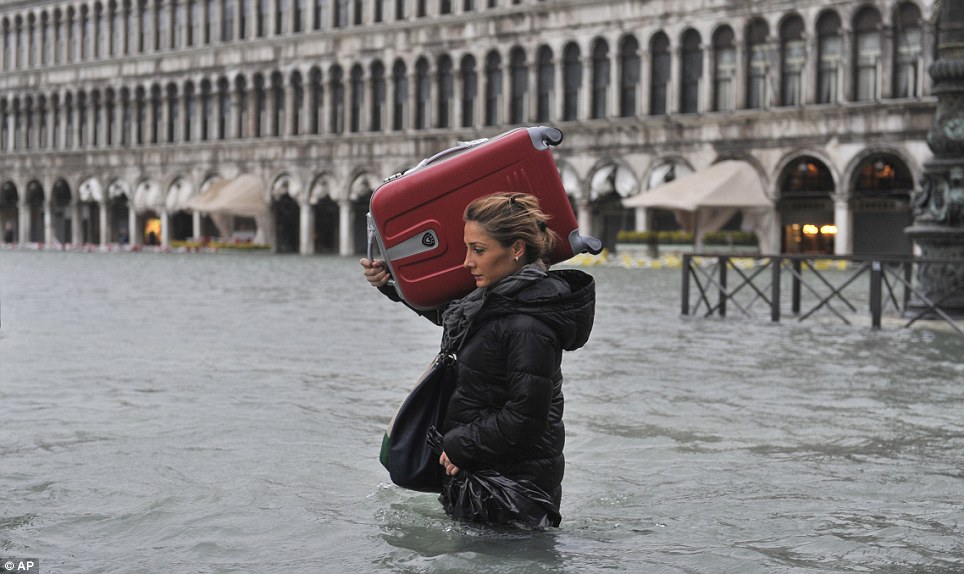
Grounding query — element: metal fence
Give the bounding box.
[681,254,964,335]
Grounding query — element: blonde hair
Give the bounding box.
[463,192,556,264]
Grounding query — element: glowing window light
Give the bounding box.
[802,224,819,235]
[820,225,838,235]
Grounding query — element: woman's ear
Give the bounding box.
[512,239,526,261]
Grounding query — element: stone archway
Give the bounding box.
[850,154,914,256]
[0,181,18,244]
[777,156,836,254]
[51,179,73,244]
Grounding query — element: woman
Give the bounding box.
[361,192,595,527]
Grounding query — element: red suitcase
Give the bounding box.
[367,126,602,310]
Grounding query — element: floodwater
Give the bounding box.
[1,250,962,574]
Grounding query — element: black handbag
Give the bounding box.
[380,352,456,492]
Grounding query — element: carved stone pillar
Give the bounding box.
[906,2,964,314]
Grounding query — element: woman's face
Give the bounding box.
[463,221,523,289]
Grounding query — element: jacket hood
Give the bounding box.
[483,269,596,351]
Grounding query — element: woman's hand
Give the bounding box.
[439,452,460,476]
[360,258,391,288]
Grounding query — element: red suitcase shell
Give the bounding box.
[367,126,602,310]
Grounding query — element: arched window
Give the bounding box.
[894,2,922,98]
[224,0,236,41]
[713,26,736,111]
[199,81,212,140]
[437,55,453,129]
[854,7,882,101]
[334,0,348,27]
[329,65,344,133]
[680,29,702,114]
[536,46,554,123]
[205,0,216,42]
[120,88,131,145]
[253,74,266,137]
[460,55,476,128]
[70,7,81,60]
[54,9,64,63]
[415,57,430,130]
[92,4,102,58]
[217,77,229,139]
[562,42,581,121]
[155,0,166,50]
[81,6,91,59]
[350,64,364,133]
[271,72,284,136]
[590,39,609,119]
[257,0,268,36]
[484,51,502,126]
[276,0,288,35]
[109,1,120,55]
[125,1,135,54]
[309,67,323,133]
[235,76,247,138]
[780,15,805,106]
[166,84,178,142]
[38,96,48,148]
[133,88,144,144]
[239,0,248,38]
[2,19,10,70]
[509,47,527,124]
[294,0,304,32]
[183,82,195,142]
[392,60,406,130]
[51,94,61,148]
[618,35,640,118]
[137,0,149,51]
[65,92,75,147]
[816,11,841,104]
[291,72,303,135]
[77,92,88,146]
[746,19,768,109]
[28,13,37,67]
[104,89,114,145]
[649,32,669,115]
[24,97,34,149]
[371,61,385,131]
[42,11,52,64]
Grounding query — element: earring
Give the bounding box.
[514,256,519,261]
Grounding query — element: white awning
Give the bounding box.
[185,174,267,218]
[622,160,771,210]
[622,160,780,254]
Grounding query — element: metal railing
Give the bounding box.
[681,254,964,335]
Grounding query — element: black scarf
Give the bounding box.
[440,262,548,353]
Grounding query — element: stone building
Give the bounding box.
[0,0,940,256]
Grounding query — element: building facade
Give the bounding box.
[0,0,940,255]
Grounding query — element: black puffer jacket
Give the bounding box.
[440,269,595,495]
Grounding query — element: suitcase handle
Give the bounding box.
[409,126,564,172]
[411,138,488,172]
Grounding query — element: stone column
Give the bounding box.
[905,2,964,314]
[128,206,140,246]
[99,201,109,245]
[832,193,852,256]
[299,200,313,254]
[338,198,352,255]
